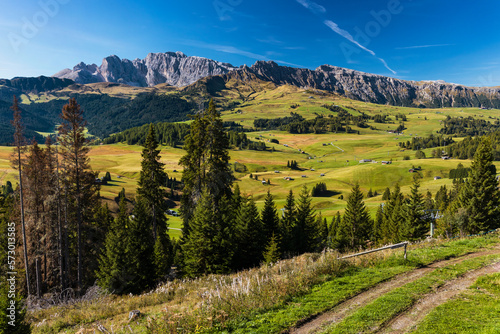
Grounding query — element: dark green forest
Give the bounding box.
[0,92,197,144]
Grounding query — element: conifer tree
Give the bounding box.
[338,184,370,251]
[373,204,384,244]
[58,98,100,291]
[328,212,342,249]
[403,176,427,240]
[261,190,280,246]
[179,99,233,237]
[263,233,281,264]
[382,187,391,201]
[314,213,329,251]
[137,124,168,242]
[456,138,500,233]
[97,197,129,294]
[294,185,317,253]
[125,197,155,292]
[182,189,232,277]
[381,184,405,243]
[424,191,435,212]
[233,196,263,269]
[153,235,171,280]
[280,190,296,256]
[435,185,449,211]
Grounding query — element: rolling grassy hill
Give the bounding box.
[2,81,500,237]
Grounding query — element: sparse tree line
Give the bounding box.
[438,115,500,137]
[254,108,407,134]
[100,120,268,151]
[398,134,454,151]
[254,113,354,134]
[403,130,500,161]
[101,122,191,147]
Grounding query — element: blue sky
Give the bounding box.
[1,0,499,86]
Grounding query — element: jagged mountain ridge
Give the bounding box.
[228,61,500,108]
[53,52,500,108]
[53,51,238,87]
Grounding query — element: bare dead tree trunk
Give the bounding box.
[18,146,30,295]
[36,257,41,298]
[64,184,70,288]
[75,153,82,292]
[56,144,65,290]
[11,95,31,296]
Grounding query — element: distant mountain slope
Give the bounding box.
[53,52,238,87]
[51,52,500,108]
[230,61,500,108]
[0,76,74,101]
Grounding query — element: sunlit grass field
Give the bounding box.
[3,84,500,238]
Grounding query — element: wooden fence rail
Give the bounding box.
[339,241,408,260]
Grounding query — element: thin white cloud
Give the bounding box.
[324,20,374,56]
[181,40,303,67]
[296,0,326,14]
[323,20,396,74]
[283,46,305,50]
[395,44,453,50]
[257,36,284,45]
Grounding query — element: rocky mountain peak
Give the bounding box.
[54,52,237,87]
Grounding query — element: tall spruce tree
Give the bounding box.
[403,176,427,240]
[382,184,405,243]
[328,212,342,249]
[125,197,156,292]
[338,184,370,251]
[280,189,296,256]
[179,99,233,237]
[137,124,168,241]
[456,138,500,233]
[373,204,384,244]
[233,196,263,270]
[97,197,130,294]
[261,190,280,247]
[294,185,317,254]
[182,189,232,277]
[58,98,100,291]
[136,124,172,278]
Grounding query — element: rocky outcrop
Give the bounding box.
[53,52,237,87]
[231,61,500,108]
[52,52,500,108]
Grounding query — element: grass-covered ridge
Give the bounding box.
[28,234,500,333]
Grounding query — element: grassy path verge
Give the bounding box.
[320,254,500,334]
[412,273,500,334]
[290,246,500,334]
[215,237,499,334]
[380,260,500,333]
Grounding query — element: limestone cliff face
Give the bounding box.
[53,53,500,108]
[53,52,238,87]
[234,61,500,108]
